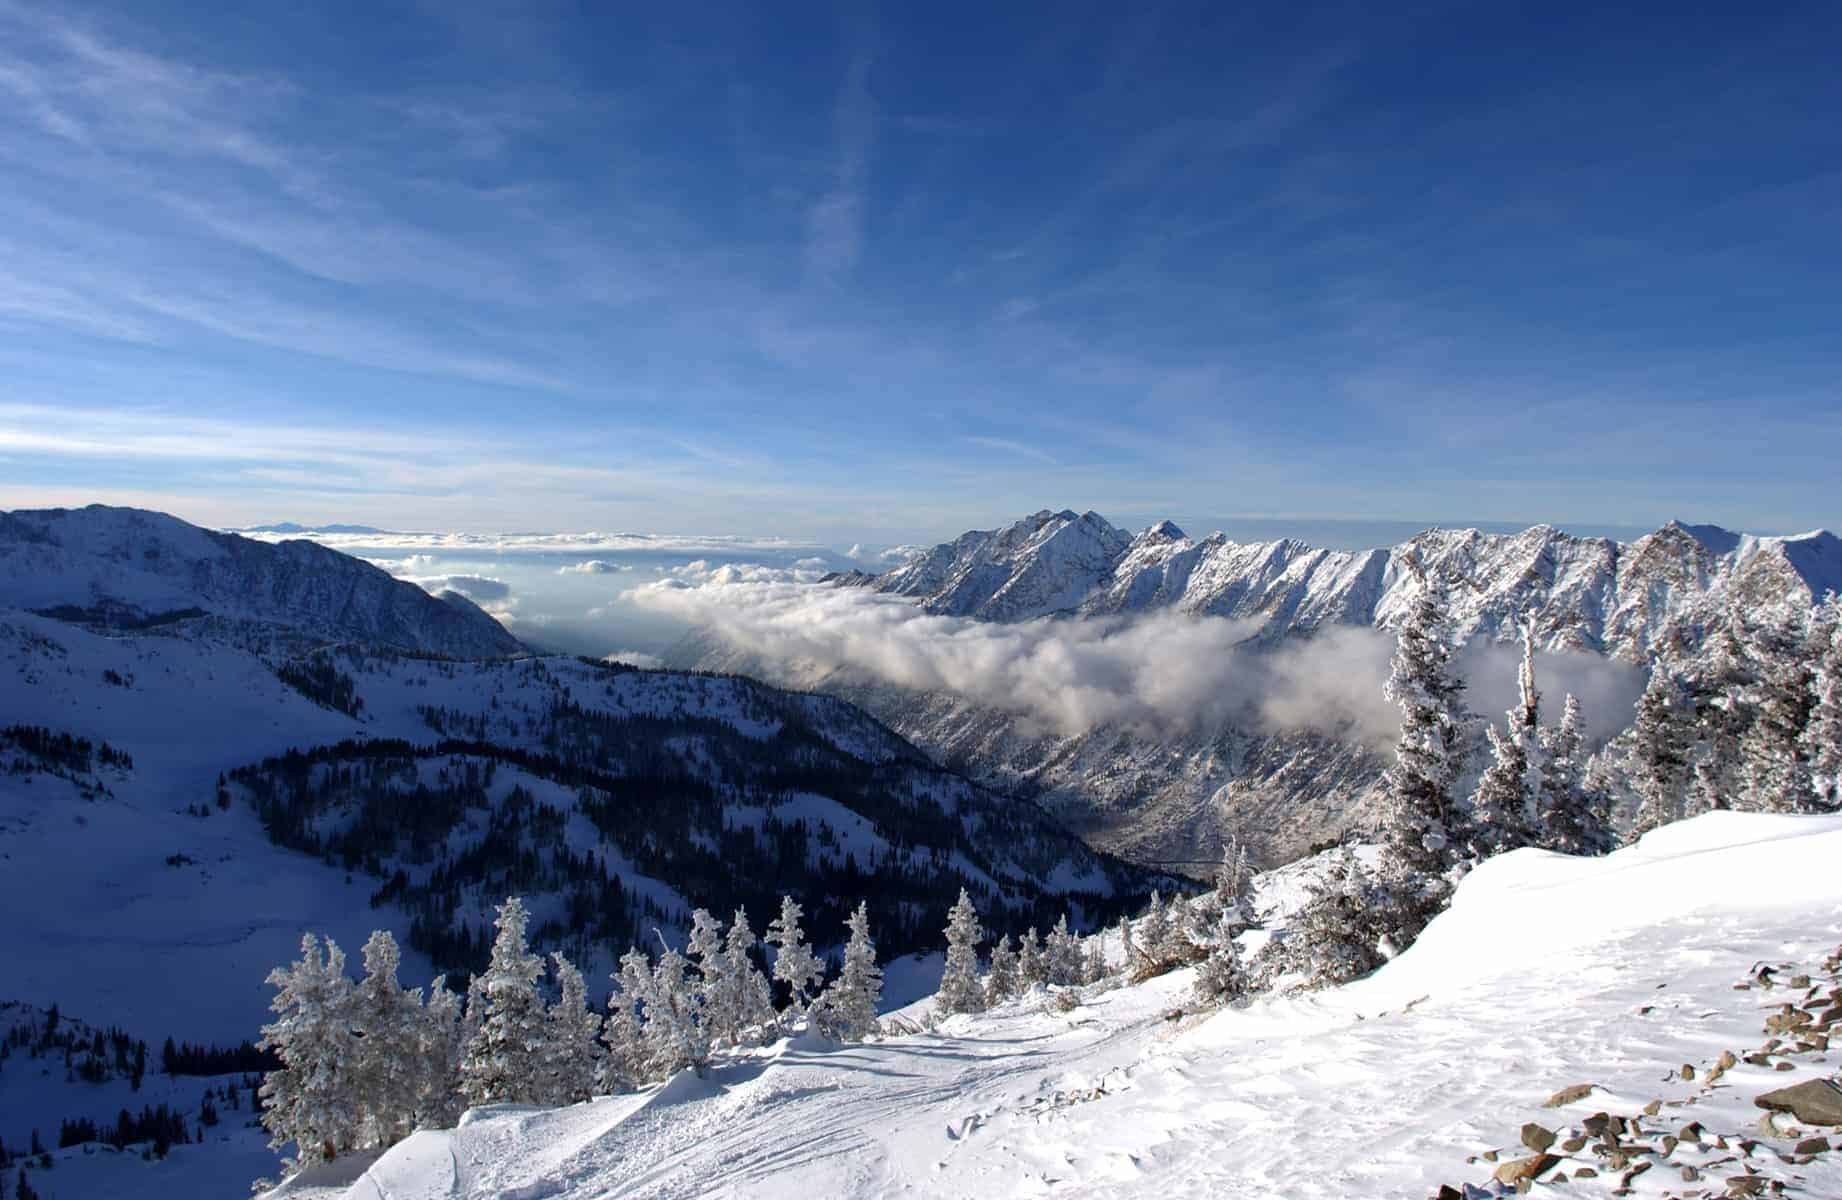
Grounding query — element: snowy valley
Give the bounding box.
[677,509,1842,867]
[3,502,1841,1200]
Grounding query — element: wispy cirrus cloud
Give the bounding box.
[805,20,877,284]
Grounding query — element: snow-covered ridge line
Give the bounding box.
[862,509,1842,657]
[259,812,1842,1200]
[0,505,525,658]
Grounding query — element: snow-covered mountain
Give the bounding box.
[857,509,1842,656]
[219,811,1842,1200]
[0,505,524,658]
[0,508,1170,1197]
[698,511,1842,866]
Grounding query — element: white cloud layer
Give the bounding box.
[632,569,1646,743]
[556,559,631,575]
[240,528,827,556]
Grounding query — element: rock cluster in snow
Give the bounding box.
[1439,945,1842,1198]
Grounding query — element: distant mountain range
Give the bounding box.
[0,505,524,658]
[840,509,1842,658]
[237,521,391,535]
[693,509,1842,866]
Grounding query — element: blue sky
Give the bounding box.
[0,0,1837,542]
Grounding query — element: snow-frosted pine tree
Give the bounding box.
[1538,694,1609,854]
[936,889,986,1015]
[765,896,825,1028]
[1469,721,1532,858]
[1685,605,1753,815]
[415,977,465,1127]
[1075,940,1105,988]
[720,907,777,1045]
[1214,836,1254,924]
[1016,927,1046,990]
[817,902,882,1041]
[258,933,357,1168]
[1470,620,1545,853]
[639,946,707,1078]
[684,909,728,1042]
[1191,910,1246,1006]
[1803,596,1842,811]
[1381,585,1469,878]
[1284,850,1390,988]
[1046,914,1087,985]
[1135,892,1169,969]
[459,897,549,1106]
[1627,667,1692,841]
[984,934,1019,1005]
[1739,608,1815,813]
[348,930,422,1147]
[600,949,651,1092]
[542,953,603,1105]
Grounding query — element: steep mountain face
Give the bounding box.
[0,505,523,658]
[718,511,1842,867]
[866,510,1842,658]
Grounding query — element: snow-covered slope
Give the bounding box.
[0,610,1146,1043]
[0,505,523,658]
[254,811,1842,1200]
[867,510,1842,656]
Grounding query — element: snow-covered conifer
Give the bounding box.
[1214,836,1254,923]
[1627,667,1692,841]
[1016,927,1046,990]
[936,889,986,1015]
[1191,911,1246,1007]
[1685,606,1753,814]
[1283,851,1390,988]
[1538,694,1609,854]
[543,953,603,1105]
[415,977,464,1127]
[1135,892,1169,968]
[765,896,825,1028]
[1046,914,1086,985]
[719,907,777,1045]
[258,933,356,1168]
[1381,585,1469,877]
[817,902,882,1041]
[1081,934,1109,984]
[683,909,728,1040]
[1469,722,1532,857]
[348,930,423,1147]
[639,946,707,1078]
[460,897,549,1106]
[600,949,650,1092]
[1738,608,1815,813]
[984,934,1019,1004]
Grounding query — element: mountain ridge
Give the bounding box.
[0,505,525,659]
[862,509,1841,657]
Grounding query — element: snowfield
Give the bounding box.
[254,812,1842,1200]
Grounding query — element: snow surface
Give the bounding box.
[232,811,1842,1200]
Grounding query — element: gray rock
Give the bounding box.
[1545,1082,1597,1107]
[1520,1123,1556,1153]
[1754,1078,1842,1126]
[1492,1154,1559,1186]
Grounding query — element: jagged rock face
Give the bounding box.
[0,505,524,658]
[689,512,1842,869]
